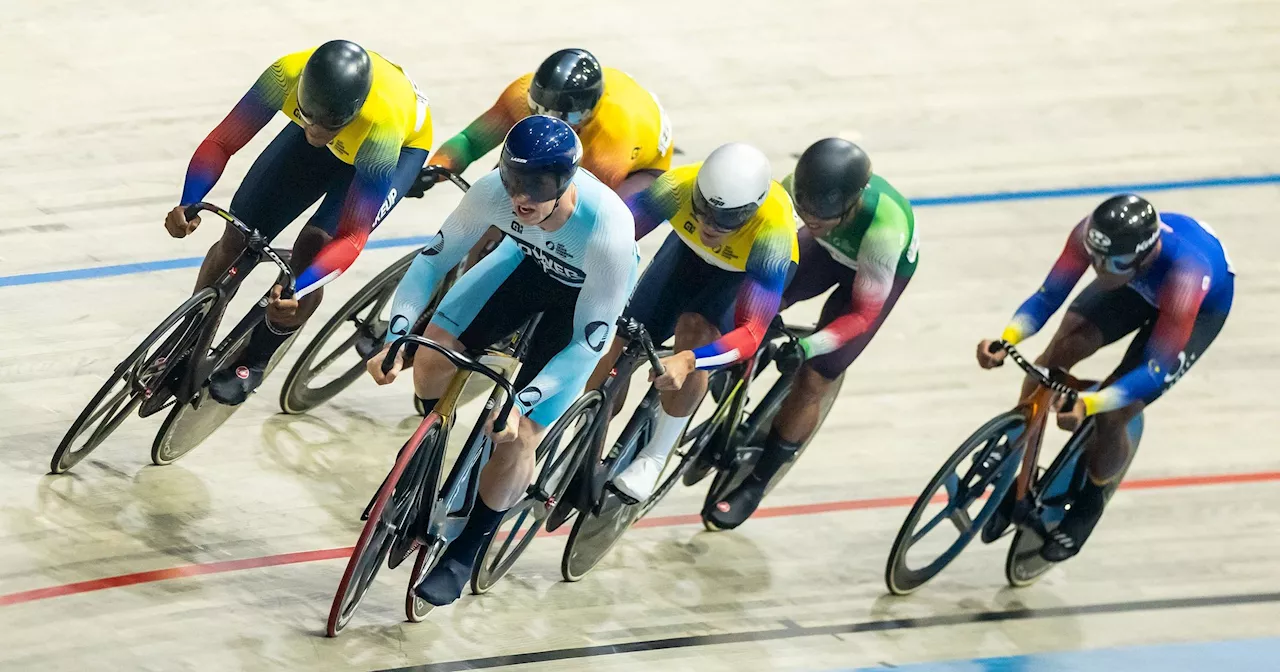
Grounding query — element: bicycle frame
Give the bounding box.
[141,203,294,414]
[382,318,536,547]
[995,342,1088,530]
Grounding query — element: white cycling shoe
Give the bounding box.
[611,452,666,503]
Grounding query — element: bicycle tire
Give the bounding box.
[279,249,417,415]
[149,329,299,466]
[50,288,219,474]
[471,391,603,595]
[327,415,445,636]
[884,411,1025,596]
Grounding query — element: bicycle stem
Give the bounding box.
[384,334,518,433]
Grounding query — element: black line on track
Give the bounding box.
[376,590,1280,671]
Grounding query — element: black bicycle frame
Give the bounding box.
[150,203,295,409]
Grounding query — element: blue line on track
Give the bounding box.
[4,172,1277,289]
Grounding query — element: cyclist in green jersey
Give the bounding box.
[707,138,919,530]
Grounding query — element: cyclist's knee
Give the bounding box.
[413,325,462,380]
[614,170,661,201]
[1037,312,1104,370]
[1087,401,1145,481]
[792,366,835,402]
[211,222,247,258]
[673,312,720,351]
[291,225,332,272]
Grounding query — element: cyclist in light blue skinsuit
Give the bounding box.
[366,115,639,608]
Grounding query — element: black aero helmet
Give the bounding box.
[529,48,604,125]
[792,138,873,220]
[1084,194,1161,272]
[297,40,373,130]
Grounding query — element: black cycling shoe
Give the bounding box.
[208,363,265,406]
[1040,481,1106,562]
[413,555,473,607]
[704,475,768,531]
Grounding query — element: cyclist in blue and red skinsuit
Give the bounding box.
[977,194,1234,561]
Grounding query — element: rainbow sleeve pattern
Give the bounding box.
[294,124,401,297]
[1080,260,1211,415]
[1001,221,1091,345]
[691,224,795,369]
[802,203,910,358]
[180,61,288,205]
[428,76,524,173]
[626,169,681,240]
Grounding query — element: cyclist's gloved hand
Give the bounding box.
[406,166,446,198]
[776,339,808,376]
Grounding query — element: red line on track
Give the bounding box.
[3,469,1278,608]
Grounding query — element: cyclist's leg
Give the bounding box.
[1046,285,1232,559]
[417,258,577,606]
[613,247,742,501]
[1021,280,1153,401]
[210,144,427,404]
[198,124,337,291]
[586,231,697,395]
[411,239,528,409]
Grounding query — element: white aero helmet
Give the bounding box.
[693,142,772,231]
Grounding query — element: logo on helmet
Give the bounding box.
[1086,228,1112,251]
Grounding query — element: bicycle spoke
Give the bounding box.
[948,507,974,532]
[83,387,135,447]
[491,509,530,564]
[910,504,955,545]
[312,329,366,375]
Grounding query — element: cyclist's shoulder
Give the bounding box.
[757,180,799,229]
[270,47,314,78]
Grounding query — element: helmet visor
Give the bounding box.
[692,185,758,232]
[528,94,593,126]
[296,79,356,130]
[500,161,566,203]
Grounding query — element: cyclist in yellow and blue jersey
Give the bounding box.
[589,143,800,503]
[164,40,433,405]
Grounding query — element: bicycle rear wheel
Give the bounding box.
[327,415,445,636]
[51,288,218,474]
[884,411,1025,595]
[471,391,603,595]
[279,250,419,415]
[150,328,299,466]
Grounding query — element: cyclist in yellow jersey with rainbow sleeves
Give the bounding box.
[165,40,432,405]
[589,143,800,503]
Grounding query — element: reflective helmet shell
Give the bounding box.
[297,40,373,129]
[528,48,604,125]
[1084,193,1161,272]
[692,143,773,232]
[499,115,583,203]
[793,138,872,220]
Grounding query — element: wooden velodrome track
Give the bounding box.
[1,0,1277,669]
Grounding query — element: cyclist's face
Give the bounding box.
[798,210,842,237]
[303,122,341,147]
[510,192,557,226]
[697,223,730,247]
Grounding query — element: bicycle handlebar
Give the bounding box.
[183,202,295,299]
[383,334,518,433]
[418,165,471,193]
[989,340,1079,408]
[616,317,665,377]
